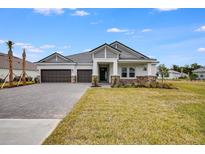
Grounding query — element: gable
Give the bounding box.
[38,52,74,63]
[110,41,150,60]
[94,47,105,58]
[91,44,120,59]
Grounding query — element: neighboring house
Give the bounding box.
[167,70,188,79]
[36,41,158,84]
[0,52,39,81]
[193,67,205,80]
[158,69,188,80]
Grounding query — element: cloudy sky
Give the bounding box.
[0,8,205,67]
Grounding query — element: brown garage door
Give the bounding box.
[41,69,71,82]
[77,70,92,83]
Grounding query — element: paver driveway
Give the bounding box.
[0,83,90,119]
[0,83,89,144]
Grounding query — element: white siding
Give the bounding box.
[195,72,205,80]
[118,63,149,78]
[0,69,39,81]
[150,64,157,76]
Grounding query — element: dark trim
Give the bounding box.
[110,41,152,60]
[36,52,75,63]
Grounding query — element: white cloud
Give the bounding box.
[22,45,34,49]
[33,8,64,16]
[142,28,152,32]
[28,48,44,53]
[15,42,44,53]
[195,25,205,32]
[82,48,92,52]
[107,28,128,33]
[198,47,205,52]
[60,45,71,49]
[156,8,178,12]
[40,44,56,49]
[15,42,26,46]
[15,42,31,47]
[71,10,90,16]
[0,39,5,44]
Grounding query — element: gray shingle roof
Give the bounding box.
[110,41,152,60]
[0,52,37,71]
[65,41,155,63]
[66,51,92,63]
[193,67,205,73]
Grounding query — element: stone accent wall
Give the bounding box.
[119,76,156,84]
[111,75,120,85]
[71,75,76,83]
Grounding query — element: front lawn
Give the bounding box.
[43,81,205,144]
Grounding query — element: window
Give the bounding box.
[129,67,135,77]
[143,67,147,71]
[121,67,127,77]
[200,75,204,77]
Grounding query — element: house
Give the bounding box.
[167,70,188,79]
[0,52,39,81]
[193,67,205,80]
[36,41,158,84]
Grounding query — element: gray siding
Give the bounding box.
[45,55,69,63]
[94,48,105,58]
[106,49,118,58]
[110,42,148,59]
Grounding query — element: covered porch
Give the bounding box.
[92,59,119,84]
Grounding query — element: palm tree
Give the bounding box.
[22,48,26,85]
[158,64,168,83]
[6,40,14,87]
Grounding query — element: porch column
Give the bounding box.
[147,63,152,76]
[111,61,120,85]
[92,61,98,76]
[92,61,99,85]
[71,66,76,83]
[113,60,118,75]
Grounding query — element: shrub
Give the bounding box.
[91,76,100,87]
[26,76,33,82]
[179,76,188,79]
[189,73,198,81]
[0,78,5,83]
[13,76,21,82]
[112,81,176,89]
[34,76,40,83]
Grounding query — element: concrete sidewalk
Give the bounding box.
[0,119,60,145]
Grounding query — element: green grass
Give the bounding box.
[43,81,205,144]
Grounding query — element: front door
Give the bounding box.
[99,67,108,82]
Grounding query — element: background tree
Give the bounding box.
[6,40,14,87]
[190,63,201,70]
[158,64,169,83]
[171,63,202,80]
[172,64,180,72]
